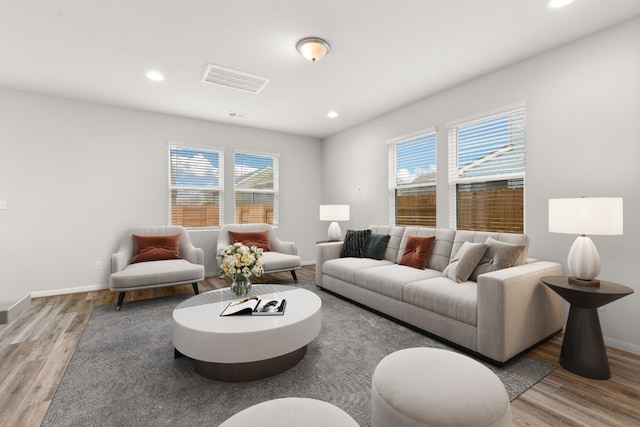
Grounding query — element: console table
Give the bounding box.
[541,276,633,379]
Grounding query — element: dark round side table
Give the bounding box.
[541,276,634,379]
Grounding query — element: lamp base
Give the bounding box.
[567,235,601,285]
[327,221,342,241]
[568,276,601,287]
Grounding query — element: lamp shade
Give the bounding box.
[548,197,623,236]
[319,205,350,221]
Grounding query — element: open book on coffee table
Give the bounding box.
[220,295,287,316]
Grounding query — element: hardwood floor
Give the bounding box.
[1,265,639,426]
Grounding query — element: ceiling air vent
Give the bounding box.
[202,64,270,94]
[227,111,254,120]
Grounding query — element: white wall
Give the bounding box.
[0,89,323,301]
[322,17,640,354]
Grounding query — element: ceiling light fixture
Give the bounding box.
[296,37,330,62]
[146,70,165,82]
[327,111,339,118]
[548,0,575,9]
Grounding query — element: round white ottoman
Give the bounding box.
[371,348,512,427]
[219,397,360,427]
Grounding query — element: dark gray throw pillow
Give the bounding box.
[340,229,372,258]
[364,233,391,260]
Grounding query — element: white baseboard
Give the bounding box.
[0,294,31,324]
[30,283,109,298]
[604,336,640,356]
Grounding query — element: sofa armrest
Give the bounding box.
[316,242,343,287]
[476,261,564,362]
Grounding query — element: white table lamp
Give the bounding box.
[319,205,350,241]
[549,197,623,286]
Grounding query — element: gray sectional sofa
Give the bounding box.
[316,225,564,364]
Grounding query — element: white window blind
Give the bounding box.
[388,129,437,226]
[234,150,279,225]
[447,104,525,233]
[169,145,224,227]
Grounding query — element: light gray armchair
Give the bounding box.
[110,226,205,311]
[217,223,301,282]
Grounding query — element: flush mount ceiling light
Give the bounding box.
[548,0,575,8]
[296,37,330,62]
[327,111,339,118]
[146,70,165,82]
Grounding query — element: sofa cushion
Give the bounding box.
[228,230,272,251]
[442,242,488,283]
[323,257,394,284]
[110,259,204,290]
[364,233,391,260]
[403,277,478,326]
[355,264,441,300]
[340,229,372,258]
[131,234,181,264]
[399,235,436,269]
[469,237,525,281]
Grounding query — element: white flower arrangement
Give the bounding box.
[217,242,265,280]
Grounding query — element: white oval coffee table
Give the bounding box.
[173,284,322,381]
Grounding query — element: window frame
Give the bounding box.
[446,103,526,233]
[233,149,280,225]
[387,127,437,227]
[168,143,224,229]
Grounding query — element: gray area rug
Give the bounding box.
[43,283,554,426]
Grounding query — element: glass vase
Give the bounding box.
[231,274,252,297]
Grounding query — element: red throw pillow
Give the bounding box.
[131,234,181,264]
[399,235,436,269]
[228,230,272,251]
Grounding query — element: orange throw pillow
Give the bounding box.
[399,235,436,269]
[131,234,181,264]
[228,230,272,251]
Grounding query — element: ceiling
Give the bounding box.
[2,1,639,139]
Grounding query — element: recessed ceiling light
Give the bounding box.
[327,111,339,118]
[146,70,165,82]
[548,0,575,9]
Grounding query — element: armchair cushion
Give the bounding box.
[131,233,181,263]
[110,259,203,290]
[228,230,272,251]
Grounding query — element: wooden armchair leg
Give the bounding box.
[291,270,298,283]
[116,292,126,311]
[192,283,200,295]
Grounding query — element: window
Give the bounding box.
[447,104,525,233]
[169,145,224,227]
[388,129,437,226]
[234,151,279,224]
